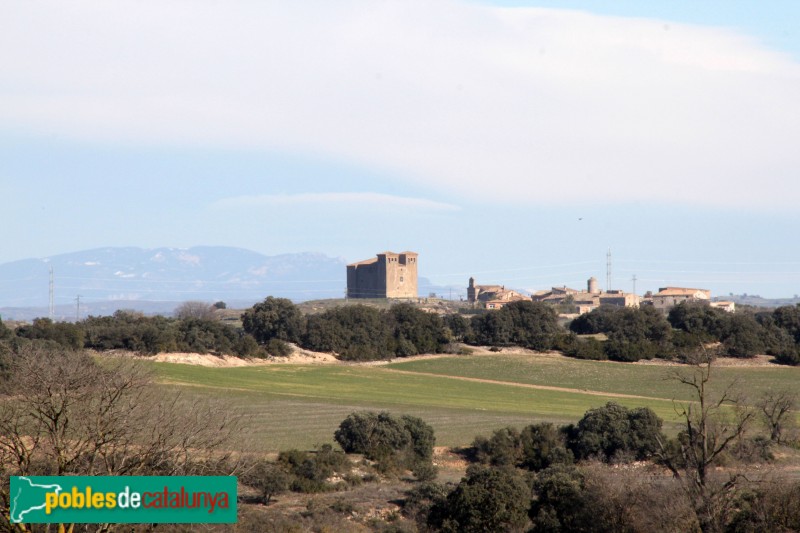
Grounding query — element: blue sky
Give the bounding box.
[2,0,800,298]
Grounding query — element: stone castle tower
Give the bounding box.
[346,251,418,299]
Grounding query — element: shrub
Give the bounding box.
[428,465,530,533]
[334,411,435,472]
[277,445,351,494]
[563,335,607,360]
[520,422,574,471]
[529,464,590,532]
[242,460,290,504]
[389,303,449,356]
[266,338,293,357]
[566,402,665,462]
[242,296,305,345]
[472,427,523,467]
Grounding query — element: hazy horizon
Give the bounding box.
[3,1,799,298]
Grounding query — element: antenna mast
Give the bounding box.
[606,248,612,291]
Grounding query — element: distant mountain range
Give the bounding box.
[0,246,452,320]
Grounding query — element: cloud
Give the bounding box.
[213,192,460,212]
[1,1,799,208]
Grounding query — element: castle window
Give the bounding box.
[400,276,404,282]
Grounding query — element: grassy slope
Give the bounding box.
[386,354,800,402]
[150,354,800,452]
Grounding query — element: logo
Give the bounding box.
[10,476,237,524]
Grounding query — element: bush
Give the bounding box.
[174,318,239,354]
[402,482,450,528]
[722,313,766,358]
[242,460,290,503]
[560,334,607,360]
[520,422,574,471]
[566,402,665,462]
[411,461,438,482]
[529,464,590,532]
[472,427,523,467]
[668,301,730,342]
[82,312,177,354]
[266,338,293,357]
[389,303,449,356]
[472,423,573,472]
[242,296,305,345]
[428,465,530,533]
[334,411,435,472]
[277,445,351,493]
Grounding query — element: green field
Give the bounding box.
[150,353,800,452]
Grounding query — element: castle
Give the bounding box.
[346,251,418,299]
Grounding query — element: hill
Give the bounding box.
[0,246,346,320]
[0,246,456,320]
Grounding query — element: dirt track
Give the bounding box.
[380,367,674,403]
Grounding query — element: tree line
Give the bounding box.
[567,301,800,364]
[3,297,800,366]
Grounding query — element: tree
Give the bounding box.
[570,306,672,362]
[757,390,797,443]
[174,300,216,321]
[14,317,84,350]
[722,313,765,358]
[529,464,593,532]
[566,402,665,462]
[504,300,560,351]
[657,355,755,532]
[303,305,392,360]
[401,414,436,461]
[389,303,448,356]
[243,460,290,504]
[472,422,573,471]
[668,302,730,342]
[0,345,236,479]
[520,422,574,471]
[0,317,12,340]
[334,411,435,471]
[771,304,800,342]
[242,296,305,345]
[470,301,559,350]
[429,465,530,533]
[443,313,471,342]
[472,427,523,467]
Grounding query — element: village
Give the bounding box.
[345,250,737,314]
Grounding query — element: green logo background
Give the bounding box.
[10,476,237,524]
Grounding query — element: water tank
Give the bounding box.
[588,277,600,294]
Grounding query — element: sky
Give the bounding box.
[2,0,800,299]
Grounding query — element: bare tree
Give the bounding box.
[658,354,755,533]
[174,300,216,321]
[757,390,797,444]
[0,345,239,532]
